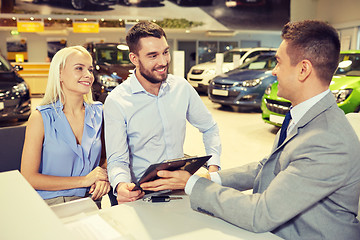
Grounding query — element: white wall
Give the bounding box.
[291,0,360,50]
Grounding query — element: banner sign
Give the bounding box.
[17,21,44,32]
[73,21,99,33]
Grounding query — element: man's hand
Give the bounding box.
[140,170,191,192]
[208,165,219,172]
[116,182,144,204]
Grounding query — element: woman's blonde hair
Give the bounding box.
[40,45,94,106]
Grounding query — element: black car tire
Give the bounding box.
[71,0,87,10]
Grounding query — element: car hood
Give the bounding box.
[0,71,24,89]
[191,61,233,70]
[191,62,216,70]
[213,69,272,83]
[330,75,360,90]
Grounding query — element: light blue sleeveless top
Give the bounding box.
[36,100,103,200]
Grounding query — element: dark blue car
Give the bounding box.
[208,53,277,109]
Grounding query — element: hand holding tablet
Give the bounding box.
[132,155,212,191]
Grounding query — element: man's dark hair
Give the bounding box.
[281,20,340,83]
[126,21,167,54]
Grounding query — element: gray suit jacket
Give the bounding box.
[190,92,360,239]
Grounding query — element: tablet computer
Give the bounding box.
[132,155,212,191]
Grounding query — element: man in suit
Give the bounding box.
[141,20,360,239]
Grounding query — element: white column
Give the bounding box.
[216,53,224,75]
[173,50,185,78]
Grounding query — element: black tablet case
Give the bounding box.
[133,155,212,191]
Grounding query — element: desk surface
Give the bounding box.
[0,170,281,240]
[99,194,282,240]
[0,170,77,240]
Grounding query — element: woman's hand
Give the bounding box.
[89,180,111,200]
[84,166,108,187]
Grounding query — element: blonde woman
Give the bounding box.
[21,46,110,206]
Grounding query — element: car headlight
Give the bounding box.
[242,77,263,87]
[332,89,352,103]
[265,83,273,95]
[98,75,120,88]
[232,82,241,87]
[206,68,216,75]
[12,82,28,95]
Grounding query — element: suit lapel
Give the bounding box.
[276,92,336,149]
[255,92,337,193]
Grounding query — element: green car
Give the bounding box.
[261,50,360,126]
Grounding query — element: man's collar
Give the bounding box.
[290,89,330,125]
[130,69,169,95]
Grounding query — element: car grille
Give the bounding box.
[191,69,204,75]
[264,99,291,115]
[212,82,233,89]
[0,90,11,101]
[0,89,24,110]
[0,98,20,115]
[211,95,236,101]
[209,86,239,101]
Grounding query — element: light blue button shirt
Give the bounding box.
[104,73,221,188]
[36,100,103,199]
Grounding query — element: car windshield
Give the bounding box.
[210,51,247,63]
[0,55,12,72]
[95,45,131,65]
[236,54,277,70]
[336,53,360,76]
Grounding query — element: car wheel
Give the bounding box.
[123,0,131,6]
[71,0,87,10]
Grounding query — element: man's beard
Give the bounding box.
[138,61,168,84]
